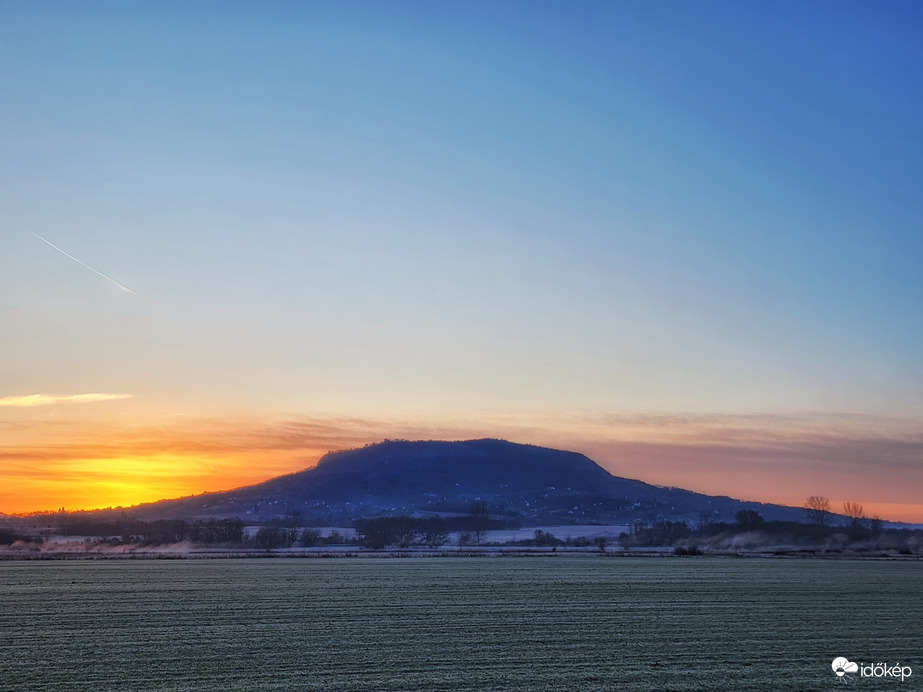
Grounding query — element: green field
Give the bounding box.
[1,556,920,691]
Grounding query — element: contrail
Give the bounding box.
[32,233,136,294]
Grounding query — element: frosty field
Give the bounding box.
[1,557,920,691]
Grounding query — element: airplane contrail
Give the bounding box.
[32,233,136,294]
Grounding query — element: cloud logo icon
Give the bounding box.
[832,657,859,677]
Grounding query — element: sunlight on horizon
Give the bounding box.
[1,2,921,524]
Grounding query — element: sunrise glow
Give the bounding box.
[1,2,921,524]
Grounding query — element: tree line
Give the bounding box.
[48,517,245,545]
[354,509,518,549]
[618,501,916,551]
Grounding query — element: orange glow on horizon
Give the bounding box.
[4,446,923,524]
[1,413,921,523]
[1,452,323,515]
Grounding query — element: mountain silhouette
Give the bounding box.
[131,438,806,525]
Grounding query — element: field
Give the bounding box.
[1,557,920,691]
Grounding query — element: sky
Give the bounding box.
[1,1,922,521]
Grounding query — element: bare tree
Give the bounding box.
[394,515,418,548]
[355,518,393,549]
[468,501,490,544]
[869,516,883,535]
[284,510,303,547]
[804,496,830,526]
[842,501,867,537]
[253,527,288,549]
[421,517,449,548]
[735,509,764,531]
[299,528,321,547]
[842,502,864,522]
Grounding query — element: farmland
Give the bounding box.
[1,557,920,691]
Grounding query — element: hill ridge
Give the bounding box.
[122,438,807,525]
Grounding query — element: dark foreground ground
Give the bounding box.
[1,557,920,691]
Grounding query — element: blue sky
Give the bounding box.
[1,1,922,516]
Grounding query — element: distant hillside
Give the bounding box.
[126,438,807,525]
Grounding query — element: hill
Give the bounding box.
[127,438,806,525]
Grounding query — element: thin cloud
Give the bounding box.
[0,393,133,408]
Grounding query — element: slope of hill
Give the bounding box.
[130,438,806,525]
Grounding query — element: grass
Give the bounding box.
[1,557,920,691]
